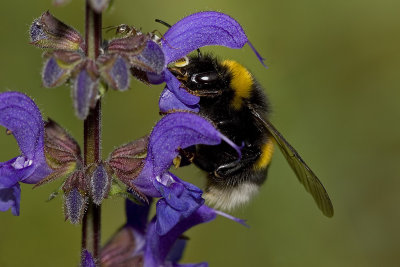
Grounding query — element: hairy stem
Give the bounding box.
[82,0,102,260]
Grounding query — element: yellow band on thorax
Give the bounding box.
[221,60,253,110]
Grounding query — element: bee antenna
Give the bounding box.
[155,19,172,28]
[155,18,202,58]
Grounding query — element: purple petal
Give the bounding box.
[155,199,181,237]
[130,40,166,74]
[144,205,217,266]
[213,209,249,227]
[148,113,221,175]
[146,72,165,85]
[154,175,186,211]
[73,69,98,120]
[81,250,96,267]
[109,56,130,90]
[125,197,152,234]
[133,112,223,196]
[162,11,248,64]
[42,57,69,87]
[0,158,34,188]
[0,92,51,184]
[248,41,267,68]
[166,238,187,264]
[154,173,204,235]
[0,92,44,159]
[164,70,199,106]
[98,55,130,91]
[159,87,199,113]
[0,184,21,216]
[42,52,82,88]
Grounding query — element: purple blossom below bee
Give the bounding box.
[133,112,241,197]
[132,112,241,235]
[101,197,246,267]
[0,92,52,215]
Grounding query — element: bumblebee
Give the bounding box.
[169,54,334,217]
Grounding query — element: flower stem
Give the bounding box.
[82,0,102,261]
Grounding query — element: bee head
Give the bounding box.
[168,54,230,97]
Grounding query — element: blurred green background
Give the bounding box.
[1,0,400,266]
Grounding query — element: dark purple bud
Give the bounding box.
[90,163,110,205]
[42,51,83,88]
[30,11,84,51]
[44,119,81,165]
[98,55,130,90]
[81,250,96,267]
[89,0,111,13]
[33,119,82,188]
[107,136,148,186]
[130,40,165,74]
[73,61,99,120]
[106,34,148,55]
[63,170,88,224]
[100,226,143,267]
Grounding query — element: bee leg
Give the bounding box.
[214,152,261,178]
[176,146,196,167]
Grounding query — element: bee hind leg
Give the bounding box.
[214,152,260,178]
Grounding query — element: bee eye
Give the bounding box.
[191,72,219,84]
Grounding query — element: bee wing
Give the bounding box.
[251,108,334,217]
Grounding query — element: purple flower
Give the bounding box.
[0,92,52,215]
[101,197,246,267]
[149,11,266,113]
[132,112,241,235]
[81,250,96,267]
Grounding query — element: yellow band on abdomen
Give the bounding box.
[254,138,274,170]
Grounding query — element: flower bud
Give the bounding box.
[63,171,88,224]
[97,55,130,91]
[90,162,110,205]
[73,60,99,120]
[42,51,83,88]
[30,11,83,51]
